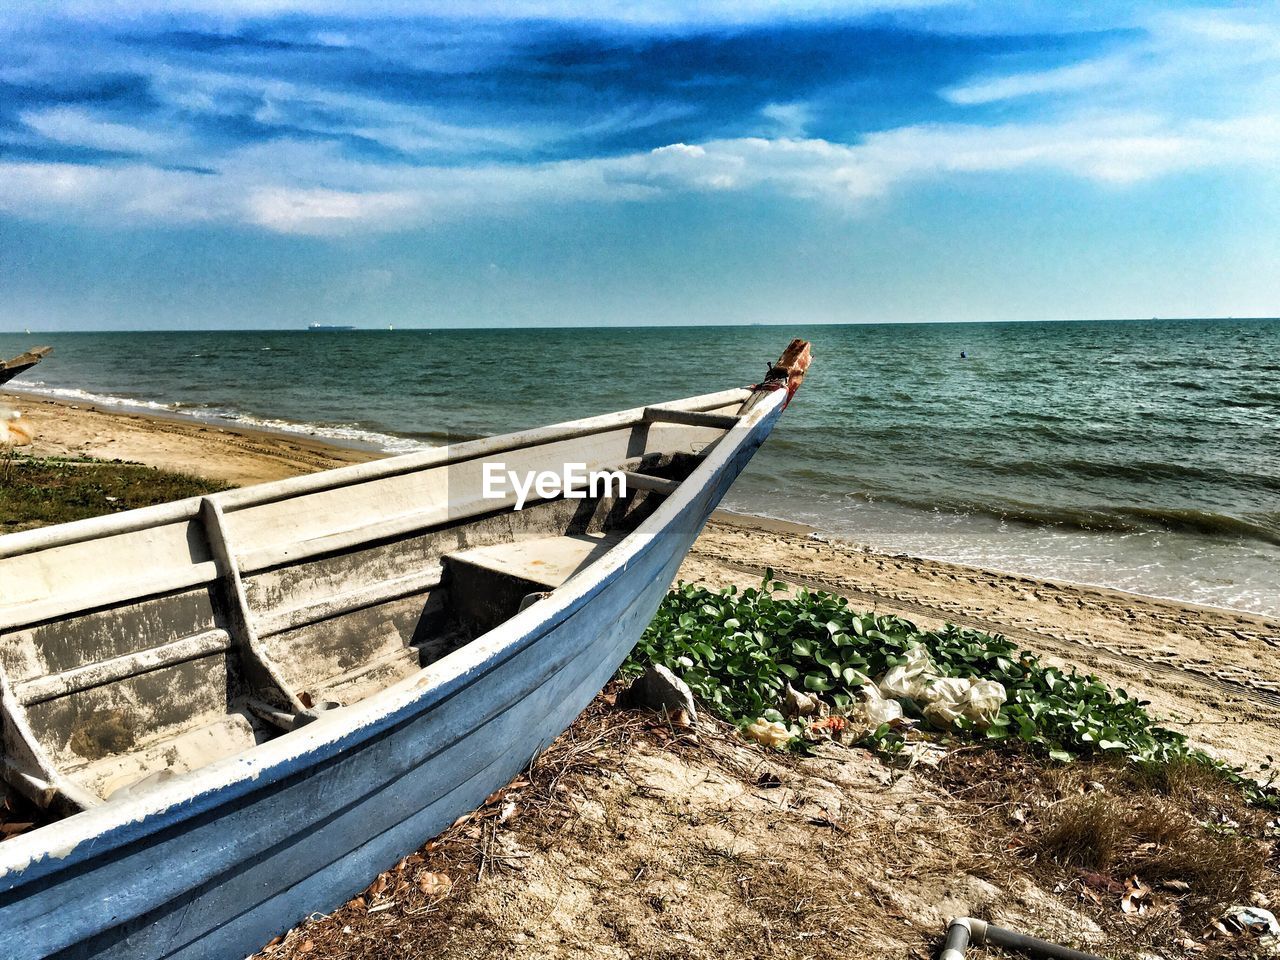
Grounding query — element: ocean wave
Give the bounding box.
[839,489,1280,545]
[9,381,178,413]
[5,382,432,455]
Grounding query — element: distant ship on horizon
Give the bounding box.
[307,323,356,331]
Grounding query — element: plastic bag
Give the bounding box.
[859,683,904,725]
[920,676,971,705]
[922,697,964,728]
[783,683,826,718]
[743,717,792,749]
[875,645,1007,731]
[963,680,1007,728]
[865,695,904,726]
[878,645,933,699]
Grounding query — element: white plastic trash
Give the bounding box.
[874,645,1007,731]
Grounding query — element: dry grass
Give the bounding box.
[1033,793,1128,870]
[256,696,1101,960]
[928,745,1279,955]
[1033,791,1267,922]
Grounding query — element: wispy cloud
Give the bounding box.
[0,5,1277,235]
[19,105,185,154]
[942,56,1131,105]
[3,109,1277,235]
[2,1,950,27]
[943,7,1280,112]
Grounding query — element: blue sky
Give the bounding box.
[1,1,1277,329]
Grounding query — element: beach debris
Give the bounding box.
[415,871,453,897]
[783,683,826,718]
[804,714,866,744]
[619,664,698,723]
[876,642,1006,730]
[858,684,905,726]
[0,408,34,447]
[743,717,792,749]
[1213,905,1280,954]
[1120,875,1152,915]
[899,740,948,767]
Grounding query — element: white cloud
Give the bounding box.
[245,186,420,233]
[760,102,812,136]
[3,108,1277,235]
[19,106,184,154]
[0,0,948,26]
[942,56,1130,105]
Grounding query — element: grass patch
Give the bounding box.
[1030,785,1265,912]
[1034,793,1128,869]
[929,747,1278,949]
[0,454,227,533]
[624,577,1279,807]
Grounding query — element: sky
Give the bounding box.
[1,1,1278,329]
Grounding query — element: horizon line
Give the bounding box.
[3,316,1278,335]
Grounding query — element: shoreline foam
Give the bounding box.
[5,382,430,456]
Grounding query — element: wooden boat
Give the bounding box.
[0,340,811,959]
[0,347,52,387]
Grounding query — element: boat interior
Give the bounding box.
[0,391,758,825]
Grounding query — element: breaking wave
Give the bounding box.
[6,381,432,455]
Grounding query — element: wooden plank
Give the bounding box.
[642,407,740,430]
[255,570,442,639]
[15,630,232,706]
[0,388,750,561]
[199,499,303,712]
[0,562,218,632]
[620,471,681,496]
[0,500,202,562]
[215,387,751,513]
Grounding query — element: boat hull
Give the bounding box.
[0,401,783,959]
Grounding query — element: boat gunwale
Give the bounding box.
[0,387,784,885]
[0,387,750,563]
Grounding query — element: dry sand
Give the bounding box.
[7,388,1278,772]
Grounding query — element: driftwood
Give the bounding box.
[0,347,52,387]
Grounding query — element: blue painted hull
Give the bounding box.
[0,405,781,959]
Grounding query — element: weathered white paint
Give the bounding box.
[0,342,810,960]
[0,394,780,878]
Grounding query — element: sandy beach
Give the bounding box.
[7,388,1279,773]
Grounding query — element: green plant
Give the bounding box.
[0,455,226,532]
[624,577,1278,807]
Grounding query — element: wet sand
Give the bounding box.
[7,389,1278,771]
[3,390,377,485]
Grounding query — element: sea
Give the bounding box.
[2,319,1277,617]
